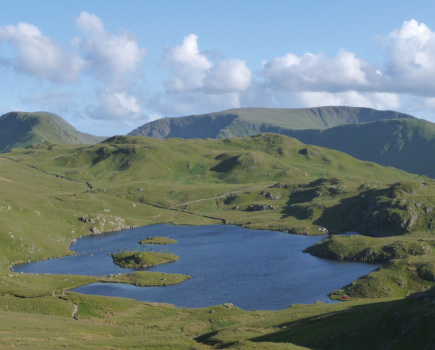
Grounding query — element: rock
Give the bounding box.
[91,227,101,234]
[299,148,317,157]
[138,188,144,191]
[261,191,281,200]
[248,204,276,211]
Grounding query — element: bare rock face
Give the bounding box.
[248,204,276,211]
[80,214,137,234]
[261,191,281,200]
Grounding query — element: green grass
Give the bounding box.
[100,271,190,286]
[139,236,178,245]
[1,133,435,349]
[112,251,179,268]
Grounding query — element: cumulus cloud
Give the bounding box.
[380,19,435,94]
[0,22,86,82]
[86,86,142,120]
[260,49,369,92]
[162,34,252,93]
[154,34,252,116]
[75,11,147,83]
[295,91,402,110]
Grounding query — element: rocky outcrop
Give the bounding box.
[80,214,137,234]
[248,204,276,211]
[261,191,280,200]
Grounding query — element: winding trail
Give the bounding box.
[169,184,274,209]
[1,157,94,190]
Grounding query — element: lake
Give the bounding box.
[13,224,378,310]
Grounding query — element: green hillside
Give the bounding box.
[0,111,106,153]
[1,133,435,349]
[283,118,435,178]
[128,106,414,139]
[5,133,434,237]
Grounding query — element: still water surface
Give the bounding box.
[14,224,378,310]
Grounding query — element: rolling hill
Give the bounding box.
[0,111,106,153]
[2,133,435,349]
[281,118,435,178]
[128,106,414,139]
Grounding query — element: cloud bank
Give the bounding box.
[2,16,435,127]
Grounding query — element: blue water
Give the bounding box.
[14,224,378,310]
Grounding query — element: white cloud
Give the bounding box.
[162,34,212,92]
[261,49,369,92]
[0,22,86,82]
[87,86,142,120]
[380,19,435,93]
[154,34,252,116]
[75,11,147,83]
[162,34,252,94]
[295,91,402,110]
[203,58,252,93]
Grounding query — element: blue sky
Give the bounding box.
[2,0,435,135]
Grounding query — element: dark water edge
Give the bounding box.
[14,224,378,310]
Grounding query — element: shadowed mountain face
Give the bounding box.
[282,118,435,178]
[0,111,106,153]
[128,106,414,139]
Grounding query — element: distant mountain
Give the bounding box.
[281,118,435,178]
[128,106,415,139]
[0,111,106,153]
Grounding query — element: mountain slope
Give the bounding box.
[282,118,435,178]
[0,111,106,153]
[128,106,415,139]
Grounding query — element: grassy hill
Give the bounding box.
[0,111,106,153]
[128,106,414,139]
[1,133,435,349]
[281,118,435,178]
[5,133,434,237]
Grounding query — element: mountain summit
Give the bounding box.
[128,106,415,139]
[0,111,106,153]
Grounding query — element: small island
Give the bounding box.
[111,251,179,268]
[139,236,177,245]
[99,271,190,286]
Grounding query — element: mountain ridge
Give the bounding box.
[128,106,415,139]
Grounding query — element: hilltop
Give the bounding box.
[128,106,414,139]
[0,111,106,153]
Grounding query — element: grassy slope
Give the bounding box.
[285,117,435,178]
[0,287,435,349]
[0,111,106,153]
[1,134,435,349]
[6,133,433,237]
[128,106,414,139]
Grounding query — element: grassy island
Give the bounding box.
[139,236,177,245]
[111,251,179,268]
[99,271,189,286]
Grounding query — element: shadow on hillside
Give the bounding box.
[280,184,398,235]
[196,288,435,349]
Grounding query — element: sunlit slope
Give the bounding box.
[7,133,435,237]
[0,157,218,271]
[0,111,106,153]
[283,118,435,178]
[128,106,414,139]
